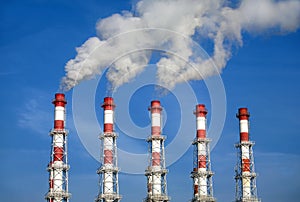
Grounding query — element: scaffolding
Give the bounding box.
[191,138,216,202]
[144,135,170,202]
[45,94,71,202]
[96,132,121,202]
[45,129,71,202]
[235,141,260,202]
[235,108,260,202]
[191,104,216,202]
[144,101,170,202]
[96,97,121,202]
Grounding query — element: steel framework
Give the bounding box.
[235,108,260,202]
[191,104,215,202]
[96,97,121,202]
[45,93,71,202]
[144,100,170,202]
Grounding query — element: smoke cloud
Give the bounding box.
[60,0,300,91]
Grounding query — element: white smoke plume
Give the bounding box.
[60,0,300,91]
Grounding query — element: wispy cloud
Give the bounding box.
[17,89,52,136]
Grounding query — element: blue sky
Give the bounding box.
[1,0,300,202]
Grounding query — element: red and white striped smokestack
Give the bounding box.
[101,97,115,195]
[46,93,70,202]
[196,104,207,139]
[150,100,162,166]
[52,94,66,165]
[150,100,162,195]
[96,97,121,201]
[195,104,207,170]
[53,93,67,130]
[102,97,115,167]
[237,108,250,142]
[52,93,66,196]
[235,107,260,201]
[102,97,115,166]
[237,107,251,198]
[145,100,170,201]
[191,104,215,201]
[194,104,208,197]
[102,97,115,133]
[150,100,162,136]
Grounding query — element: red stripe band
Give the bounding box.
[152,152,161,166]
[54,120,64,129]
[104,150,113,164]
[198,155,206,168]
[151,126,161,136]
[242,158,250,172]
[53,147,64,161]
[197,130,206,138]
[104,124,113,132]
[240,132,249,142]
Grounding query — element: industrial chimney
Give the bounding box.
[45,93,71,202]
[144,100,170,202]
[191,104,215,202]
[96,97,121,202]
[235,108,260,202]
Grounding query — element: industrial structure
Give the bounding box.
[45,93,71,202]
[44,94,261,201]
[96,97,121,202]
[144,100,170,202]
[235,108,260,202]
[191,104,216,202]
